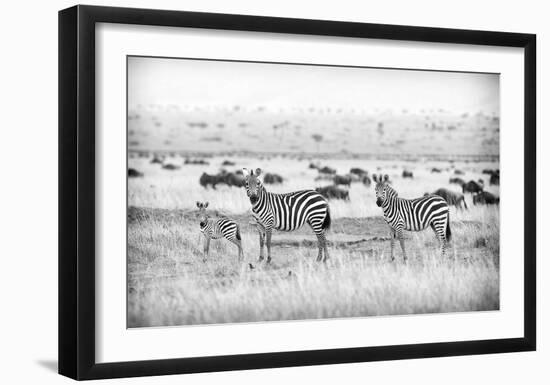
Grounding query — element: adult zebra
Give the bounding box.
[243,168,331,263]
[374,174,451,260]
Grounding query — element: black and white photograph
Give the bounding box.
[1,0,544,382]
[127,56,500,328]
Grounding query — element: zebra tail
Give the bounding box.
[463,197,468,210]
[322,207,331,230]
[236,224,241,241]
[446,211,452,241]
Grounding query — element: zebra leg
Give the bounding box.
[322,232,329,262]
[390,229,396,261]
[438,235,448,258]
[432,222,449,258]
[440,232,449,258]
[396,229,407,261]
[203,236,210,261]
[258,229,265,262]
[315,232,327,262]
[308,220,328,262]
[238,240,244,261]
[266,229,272,264]
[228,238,244,261]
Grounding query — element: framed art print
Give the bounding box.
[59,5,536,380]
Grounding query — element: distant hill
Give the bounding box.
[127,105,499,158]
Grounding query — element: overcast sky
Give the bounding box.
[128,56,499,114]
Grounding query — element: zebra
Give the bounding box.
[243,168,331,263]
[373,174,451,261]
[195,201,244,261]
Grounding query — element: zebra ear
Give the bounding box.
[242,168,248,176]
[372,174,378,182]
[204,202,209,208]
[196,201,202,208]
[384,174,389,182]
[255,168,262,176]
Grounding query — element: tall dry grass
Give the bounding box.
[127,156,499,327]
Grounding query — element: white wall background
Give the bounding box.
[0,0,545,384]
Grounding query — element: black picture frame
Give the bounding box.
[59,4,536,380]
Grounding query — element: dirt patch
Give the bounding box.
[128,206,482,240]
[129,206,390,235]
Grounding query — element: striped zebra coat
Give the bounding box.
[243,168,331,262]
[196,201,244,260]
[374,174,451,260]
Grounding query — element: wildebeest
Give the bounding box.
[318,166,336,175]
[462,180,484,194]
[128,168,143,178]
[402,170,414,179]
[222,160,236,166]
[347,173,361,182]
[490,173,500,186]
[314,174,334,181]
[150,154,164,164]
[473,191,499,205]
[426,188,468,210]
[449,177,465,186]
[199,172,224,189]
[431,167,442,173]
[362,175,372,187]
[315,185,349,200]
[222,172,244,187]
[350,167,368,176]
[184,158,209,165]
[308,162,320,170]
[333,174,352,187]
[162,163,180,170]
[454,169,465,175]
[482,169,496,175]
[263,173,284,184]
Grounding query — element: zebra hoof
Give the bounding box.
[258,256,264,262]
[266,257,272,264]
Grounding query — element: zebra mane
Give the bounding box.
[385,183,398,197]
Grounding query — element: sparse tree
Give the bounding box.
[311,133,323,152]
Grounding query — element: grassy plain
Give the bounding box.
[127,156,499,327]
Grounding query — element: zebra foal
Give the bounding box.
[196,201,244,261]
[373,174,451,260]
[243,168,331,263]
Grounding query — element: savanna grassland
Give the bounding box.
[127,154,500,327]
[126,57,500,327]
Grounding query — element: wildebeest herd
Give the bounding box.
[198,169,285,189]
[312,165,371,200]
[130,155,500,264]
